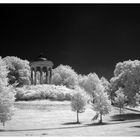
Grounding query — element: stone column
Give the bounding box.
[46,67,49,84]
[34,68,37,85]
[48,69,50,84]
[40,67,43,84]
[31,68,33,85]
[49,68,52,84]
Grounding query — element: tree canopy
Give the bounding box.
[3,56,31,87]
[79,73,101,97]
[52,64,78,89]
[0,57,15,126]
[110,60,140,106]
[92,83,111,123]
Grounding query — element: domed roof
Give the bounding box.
[34,54,47,61]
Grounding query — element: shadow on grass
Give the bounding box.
[1,113,140,133]
[111,113,140,121]
[62,122,81,125]
[0,119,140,133]
[131,126,140,128]
[125,107,140,113]
[0,125,86,133]
[0,122,109,133]
[86,122,109,126]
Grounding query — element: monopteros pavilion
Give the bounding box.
[30,54,53,85]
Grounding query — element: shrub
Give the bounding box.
[15,85,75,101]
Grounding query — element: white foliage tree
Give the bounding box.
[114,88,127,114]
[79,73,101,98]
[71,87,87,123]
[52,65,78,89]
[92,84,111,123]
[79,73,111,123]
[110,60,140,106]
[51,73,62,86]
[100,77,111,94]
[0,57,15,127]
[3,56,31,87]
[134,93,140,106]
[0,87,15,127]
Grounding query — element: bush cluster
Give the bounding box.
[15,85,76,101]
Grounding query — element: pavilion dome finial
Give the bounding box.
[34,53,47,61]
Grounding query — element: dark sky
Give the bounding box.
[1,4,140,79]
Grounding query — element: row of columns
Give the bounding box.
[31,66,52,85]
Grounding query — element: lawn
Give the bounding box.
[0,100,140,136]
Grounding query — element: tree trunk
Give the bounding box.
[77,111,79,123]
[99,113,102,124]
[2,122,5,127]
[120,107,121,114]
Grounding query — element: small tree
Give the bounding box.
[92,84,111,124]
[71,87,87,123]
[114,88,127,114]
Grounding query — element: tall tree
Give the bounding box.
[79,73,101,97]
[3,56,31,87]
[52,65,78,89]
[110,60,140,106]
[79,73,111,123]
[134,93,140,106]
[0,57,15,127]
[100,77,111,96]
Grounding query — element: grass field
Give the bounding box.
[0,100,140,136]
